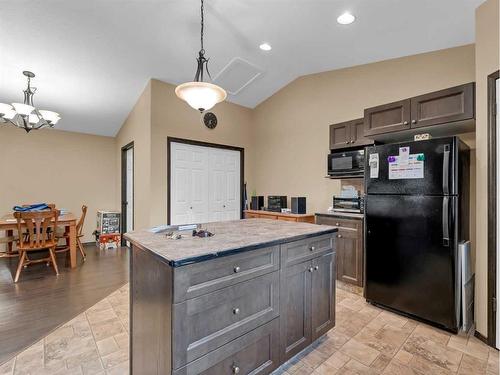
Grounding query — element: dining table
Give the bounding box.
[0,212,78,268]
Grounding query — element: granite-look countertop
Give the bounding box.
[124,219,337,267]
[315,211,365,220]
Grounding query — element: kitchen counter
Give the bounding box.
[127,219,337,375]
[125,218,336,266]
[315,211,364,220]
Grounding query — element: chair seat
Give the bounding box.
[18,240,58,251]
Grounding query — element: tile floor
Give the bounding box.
[0,283,498,375]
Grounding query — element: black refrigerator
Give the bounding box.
[364,137,470,332]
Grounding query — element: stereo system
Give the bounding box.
[291,197,306,214]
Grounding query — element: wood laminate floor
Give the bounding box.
[0,245,129,365]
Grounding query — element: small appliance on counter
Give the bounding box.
[327,148,365,179]
[266,196,287,212]
[332,185,364,213]
[291,197,306,214]
[250,196,265,210]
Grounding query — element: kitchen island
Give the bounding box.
[125,219,337,375]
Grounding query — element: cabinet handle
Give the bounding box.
[412,119,417,124]
[233,266,241,273]
[314,266,319,271]
[335,222,339,226]
[232,307,240,315]
[308,267,314,272]
[345,141,349,144]
[309,246,315,251]
[350,140,355,144]
[232,365,240,374]
[338,234,342,238]
[403,121,408,125]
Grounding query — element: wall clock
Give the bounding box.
[202,112,218,129]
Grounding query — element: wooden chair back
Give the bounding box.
[14,209,59,250]
[77,205,87,236]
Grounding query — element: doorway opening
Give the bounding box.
[121,142,134,246]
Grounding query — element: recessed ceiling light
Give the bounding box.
[337,12,356,25]
[259,43,272,51]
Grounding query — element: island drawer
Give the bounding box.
[282,234,334,266]
[173,246,279,303]
[172,271,280,369]
[173,318,279,375]
[316,216,361,231]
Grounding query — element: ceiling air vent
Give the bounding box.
[213,57,263,96]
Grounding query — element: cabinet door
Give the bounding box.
[311,252,336,340]
[329,122,351,150]
[337,229,363,287]
[410,83,475,129]
[364,99,411,136]
[350,118,373,147]
[280,260,312,361]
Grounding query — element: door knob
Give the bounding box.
[232,307,240,315]
[190,206,193,209]
[223,205,226,208]
[232,365,240,374]
[233,266,241,273]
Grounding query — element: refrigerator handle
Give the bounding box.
[442,145,450,194]
[442,197,450,247]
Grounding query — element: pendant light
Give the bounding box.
[175,0,227,112]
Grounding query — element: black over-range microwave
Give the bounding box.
[327,149,365,178]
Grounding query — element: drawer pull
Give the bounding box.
[308,267,313,272]
[314,266,319,271]
[233,266,241,273]
[338,234,342,238]
[232,307,240,315]
[309,246,315,251]
[335,222,340,226]
[232,365,240,374]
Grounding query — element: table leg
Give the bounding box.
[7,230,13,253]
[69,223,77,268]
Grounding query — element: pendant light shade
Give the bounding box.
[175,0,226,113]
[175,81,226,112]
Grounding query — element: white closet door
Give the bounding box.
[208,149,227,222]
[224,150,240,221]
[171,143,209,225]
[171,142,240,225]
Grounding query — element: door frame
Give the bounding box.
[487,70,499,347]
[167,137,245,225]
[121,141,134,246]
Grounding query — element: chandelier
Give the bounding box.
[0,71,60,133]
[175,0,227,112]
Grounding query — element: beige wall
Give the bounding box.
[475,0,499,337]
[115,82,152,230]
[149,79,254,227]
[252,45,476,214]
[0,126,116,242]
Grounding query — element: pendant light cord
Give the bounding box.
[200,0,205,54]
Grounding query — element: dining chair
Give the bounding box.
[56,205,88,261]
[13,209,60,283]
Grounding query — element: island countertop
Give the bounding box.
[124,218,337,267]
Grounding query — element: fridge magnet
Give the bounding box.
[388,153,425,180]
[369,153,379,178]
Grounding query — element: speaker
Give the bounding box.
[291,197,306,214]
[251,196,264,210]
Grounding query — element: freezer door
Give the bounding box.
[365,195,459,331]
[365,137,457,195]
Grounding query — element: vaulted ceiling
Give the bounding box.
[0,0,483,136]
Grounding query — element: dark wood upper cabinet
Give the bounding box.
[330,118,373,150]
[364,99,411,137]
[329,122,351,149]
[410,83,475,129]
